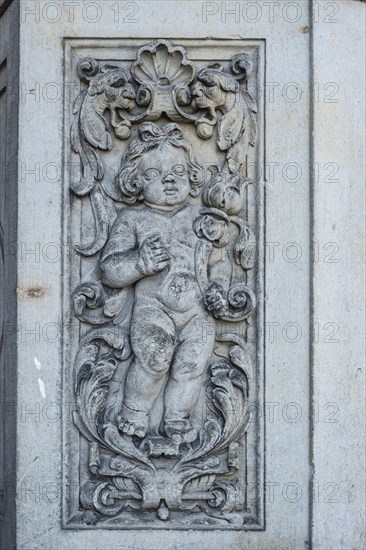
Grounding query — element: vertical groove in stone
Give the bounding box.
[308,2,315,549]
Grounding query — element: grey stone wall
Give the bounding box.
[0,1,364,549]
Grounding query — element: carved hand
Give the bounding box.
[136,234,171,275]
[204,282,228,318]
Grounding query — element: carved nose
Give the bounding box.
[123,85,135,99]
[192,83,202,96]
[163,173,175,183]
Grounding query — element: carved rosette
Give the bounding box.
[69,40,258,526]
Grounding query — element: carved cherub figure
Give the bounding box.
[101,122,221,443]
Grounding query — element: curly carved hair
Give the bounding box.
[117,122,203,204]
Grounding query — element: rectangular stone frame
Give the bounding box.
[61,37,266,531]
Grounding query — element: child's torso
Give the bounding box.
[132,204,203,313]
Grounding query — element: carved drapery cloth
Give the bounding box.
[69,40,259,527]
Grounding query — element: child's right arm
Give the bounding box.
[101,216,170,288]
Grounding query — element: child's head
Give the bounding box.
[118,122,202,207]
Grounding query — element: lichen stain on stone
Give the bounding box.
[26,286,45,298]
[18,285,47,300]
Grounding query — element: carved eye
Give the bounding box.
[144,168,159,180]
[173,164,186,176]
[104,87,119,101]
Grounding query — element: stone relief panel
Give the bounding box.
[63,39,264,530]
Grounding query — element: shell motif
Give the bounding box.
[131,40,196,88]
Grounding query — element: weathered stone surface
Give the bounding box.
[312,2,366,548]
[0,1,364,549]
[64,38,261,530]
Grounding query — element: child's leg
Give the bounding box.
[163,314,215,440]
[118,306,175,438]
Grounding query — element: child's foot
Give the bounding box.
[117,404,149,438]
[164,420,198,444]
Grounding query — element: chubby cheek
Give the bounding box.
[178,176,191,192]
[207,87,223,105]
[139,177,160,201]
[211,226,223,240]
[210,222,225,240]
